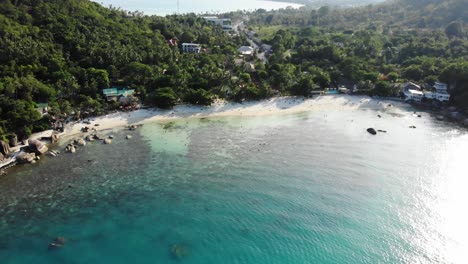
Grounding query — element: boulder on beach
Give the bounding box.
[76,138,86,146]
[51,133,60,144]
[17,152,36,164]
[103,139,112,145]
[0,140,11,156]
[65,144,76,153]
[29,139,48,155]
[367,128,377,135]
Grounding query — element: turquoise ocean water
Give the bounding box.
[92,0,303,16]
[1,105,468,263]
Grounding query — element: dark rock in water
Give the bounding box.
[126,135,132,140]
[463,119,468,127]
[54,237,66,245]
[377,130,387,133]
[417,115,422,117]
[81,126,90,133]
[436,115,445,121]
[48,243,62,250]
[108,135,114,139]
[377,115,382,118]
[367,128,377,135]
[409,126,417,129]
[170,244,188,260]
[48,237,66,250]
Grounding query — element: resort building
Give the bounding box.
[423,82,450,102]
[182,43,201,53]
[103,88,135,102]
[404,89,424,102]
[203,16,232,31]
[402,82,421,92]
[238,46,254,56]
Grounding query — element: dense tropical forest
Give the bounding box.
[0,0,467,140]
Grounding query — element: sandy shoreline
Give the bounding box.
[0,95,411,170]
[58,95,406,138]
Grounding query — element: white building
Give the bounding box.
[182,43,201,54]
[238,46,254,56]
[404,89,424,102]
[424,82,450,102]
[203,16,232,31]
[402,82,421,92]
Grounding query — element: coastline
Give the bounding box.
[0,94,453,173]
[63,95,407,138]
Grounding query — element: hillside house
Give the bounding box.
[182,43,201,53]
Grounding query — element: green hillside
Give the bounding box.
[0,0,242,139]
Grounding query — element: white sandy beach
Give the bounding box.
[56,95,406,139]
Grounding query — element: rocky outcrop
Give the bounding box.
[0,140,11,156]
[367,128,377,135]
[28,139,48,155]
[8,134,18,147]
[17,152,36,164]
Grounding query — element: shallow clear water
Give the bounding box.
[93,0,303,16]
[1,106,468,263]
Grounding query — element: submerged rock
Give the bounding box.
[436,115,445,121]
[48,151,58,158]
[85,135,94,142]
[367,128,377,135]
[409,126,417,129]
[170,244,188,260]
[48,237,66,250]
[126,135,132,140]
[103,139,112,145]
